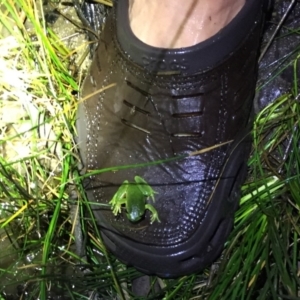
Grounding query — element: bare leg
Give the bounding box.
[129,0,246,48]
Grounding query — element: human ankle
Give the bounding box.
[129,0,246,48]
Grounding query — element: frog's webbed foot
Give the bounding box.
[110,197,128,215]
[111,204,122,216]
[110,195,126,215]
[145,204,160,224]
[109,181,129,216]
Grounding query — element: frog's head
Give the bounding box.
[127,211,142,223]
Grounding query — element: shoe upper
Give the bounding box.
[78,0,264,248]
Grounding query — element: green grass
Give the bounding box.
[207,93,300,299]
[0,0,299,299]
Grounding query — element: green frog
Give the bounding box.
[109,176,160,224]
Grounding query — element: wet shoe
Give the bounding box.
[77,0,270,277]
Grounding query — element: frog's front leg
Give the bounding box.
[134,176,158,201]
[109,181,128,216]
[110,197,127,216]
[145,204,160,224]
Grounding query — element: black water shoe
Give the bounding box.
[77,0,270,277]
